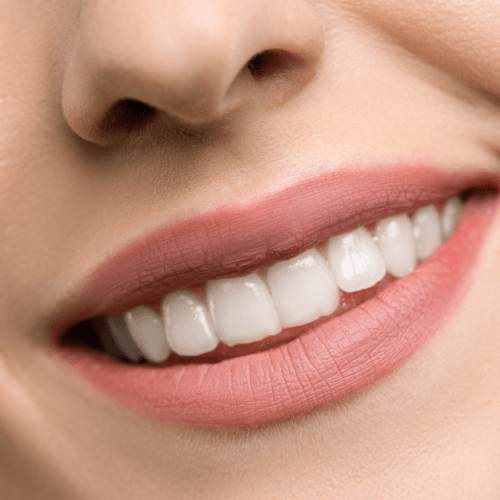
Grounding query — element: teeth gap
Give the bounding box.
[60,190,480,364]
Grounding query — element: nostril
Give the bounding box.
[102,99,157,136]
[247,49,302,78]
[248,50,276,77]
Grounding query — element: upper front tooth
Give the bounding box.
[441,196,463,240]
[206,273,281,346]
[412,204,442,261]
[106,314,143,362]
[266,248,339,328]
[327,226,386,292]
[375,213,416,278]
[162,291,219,356]
[124,306,170,364]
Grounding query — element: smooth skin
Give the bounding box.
[1,0,500,498]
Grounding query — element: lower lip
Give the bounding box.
[57,194,497,428]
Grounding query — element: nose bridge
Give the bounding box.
[62,0,325,143]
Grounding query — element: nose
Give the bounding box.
[62,0,325,144]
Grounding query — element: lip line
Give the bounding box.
[51,162,499,337]
[57,192,498,427]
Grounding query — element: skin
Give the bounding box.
[1,0,500,498]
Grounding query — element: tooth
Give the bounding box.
[327,226,386,292]
[441,196,463,240]
[162,291,219,356]
[92,317,125,359]
[106,314,143,362]
[266,248,339,328]
[124,306,170,363]
[207,273,281,346]
[412,204,442,261]
[375,214,416,278]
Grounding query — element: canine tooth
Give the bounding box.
[162,291,218,356]
[106,315,142,362]
[327,226,386,292]
[412,204,442,261]
[441,196,463,240]
[375,214,416,278]
[124,306,170,363]
[266,248,339,328]
[207,274,281,346]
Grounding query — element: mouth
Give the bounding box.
[52,162,500,428]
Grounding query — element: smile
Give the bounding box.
[54,163,500,428]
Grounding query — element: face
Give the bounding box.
[1,0,500,497]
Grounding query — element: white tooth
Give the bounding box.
[106,314,142,362]
[327,226,386,292]
[207,273,281,346]
[375,214,416,278]
[124,306,170,364]
[162,291,219,357]
[412,204,442,261]
[266,248,339,328]
[441,196,463,240]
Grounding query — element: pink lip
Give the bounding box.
[55,163,499,427]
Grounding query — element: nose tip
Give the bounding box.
[62,0,325,144]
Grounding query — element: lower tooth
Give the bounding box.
[206,274,281,346]
[124,306,170,364]
[375,214,417,278]
[266,248,339,328]
[327,226,386,292]
[162,291,219,356]
[412,204,442,261]
[106,314,143,362]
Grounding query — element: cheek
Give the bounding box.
[327,0,500,98]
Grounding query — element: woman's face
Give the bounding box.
[1,0,500,497]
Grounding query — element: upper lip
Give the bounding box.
[51,162,499,338]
